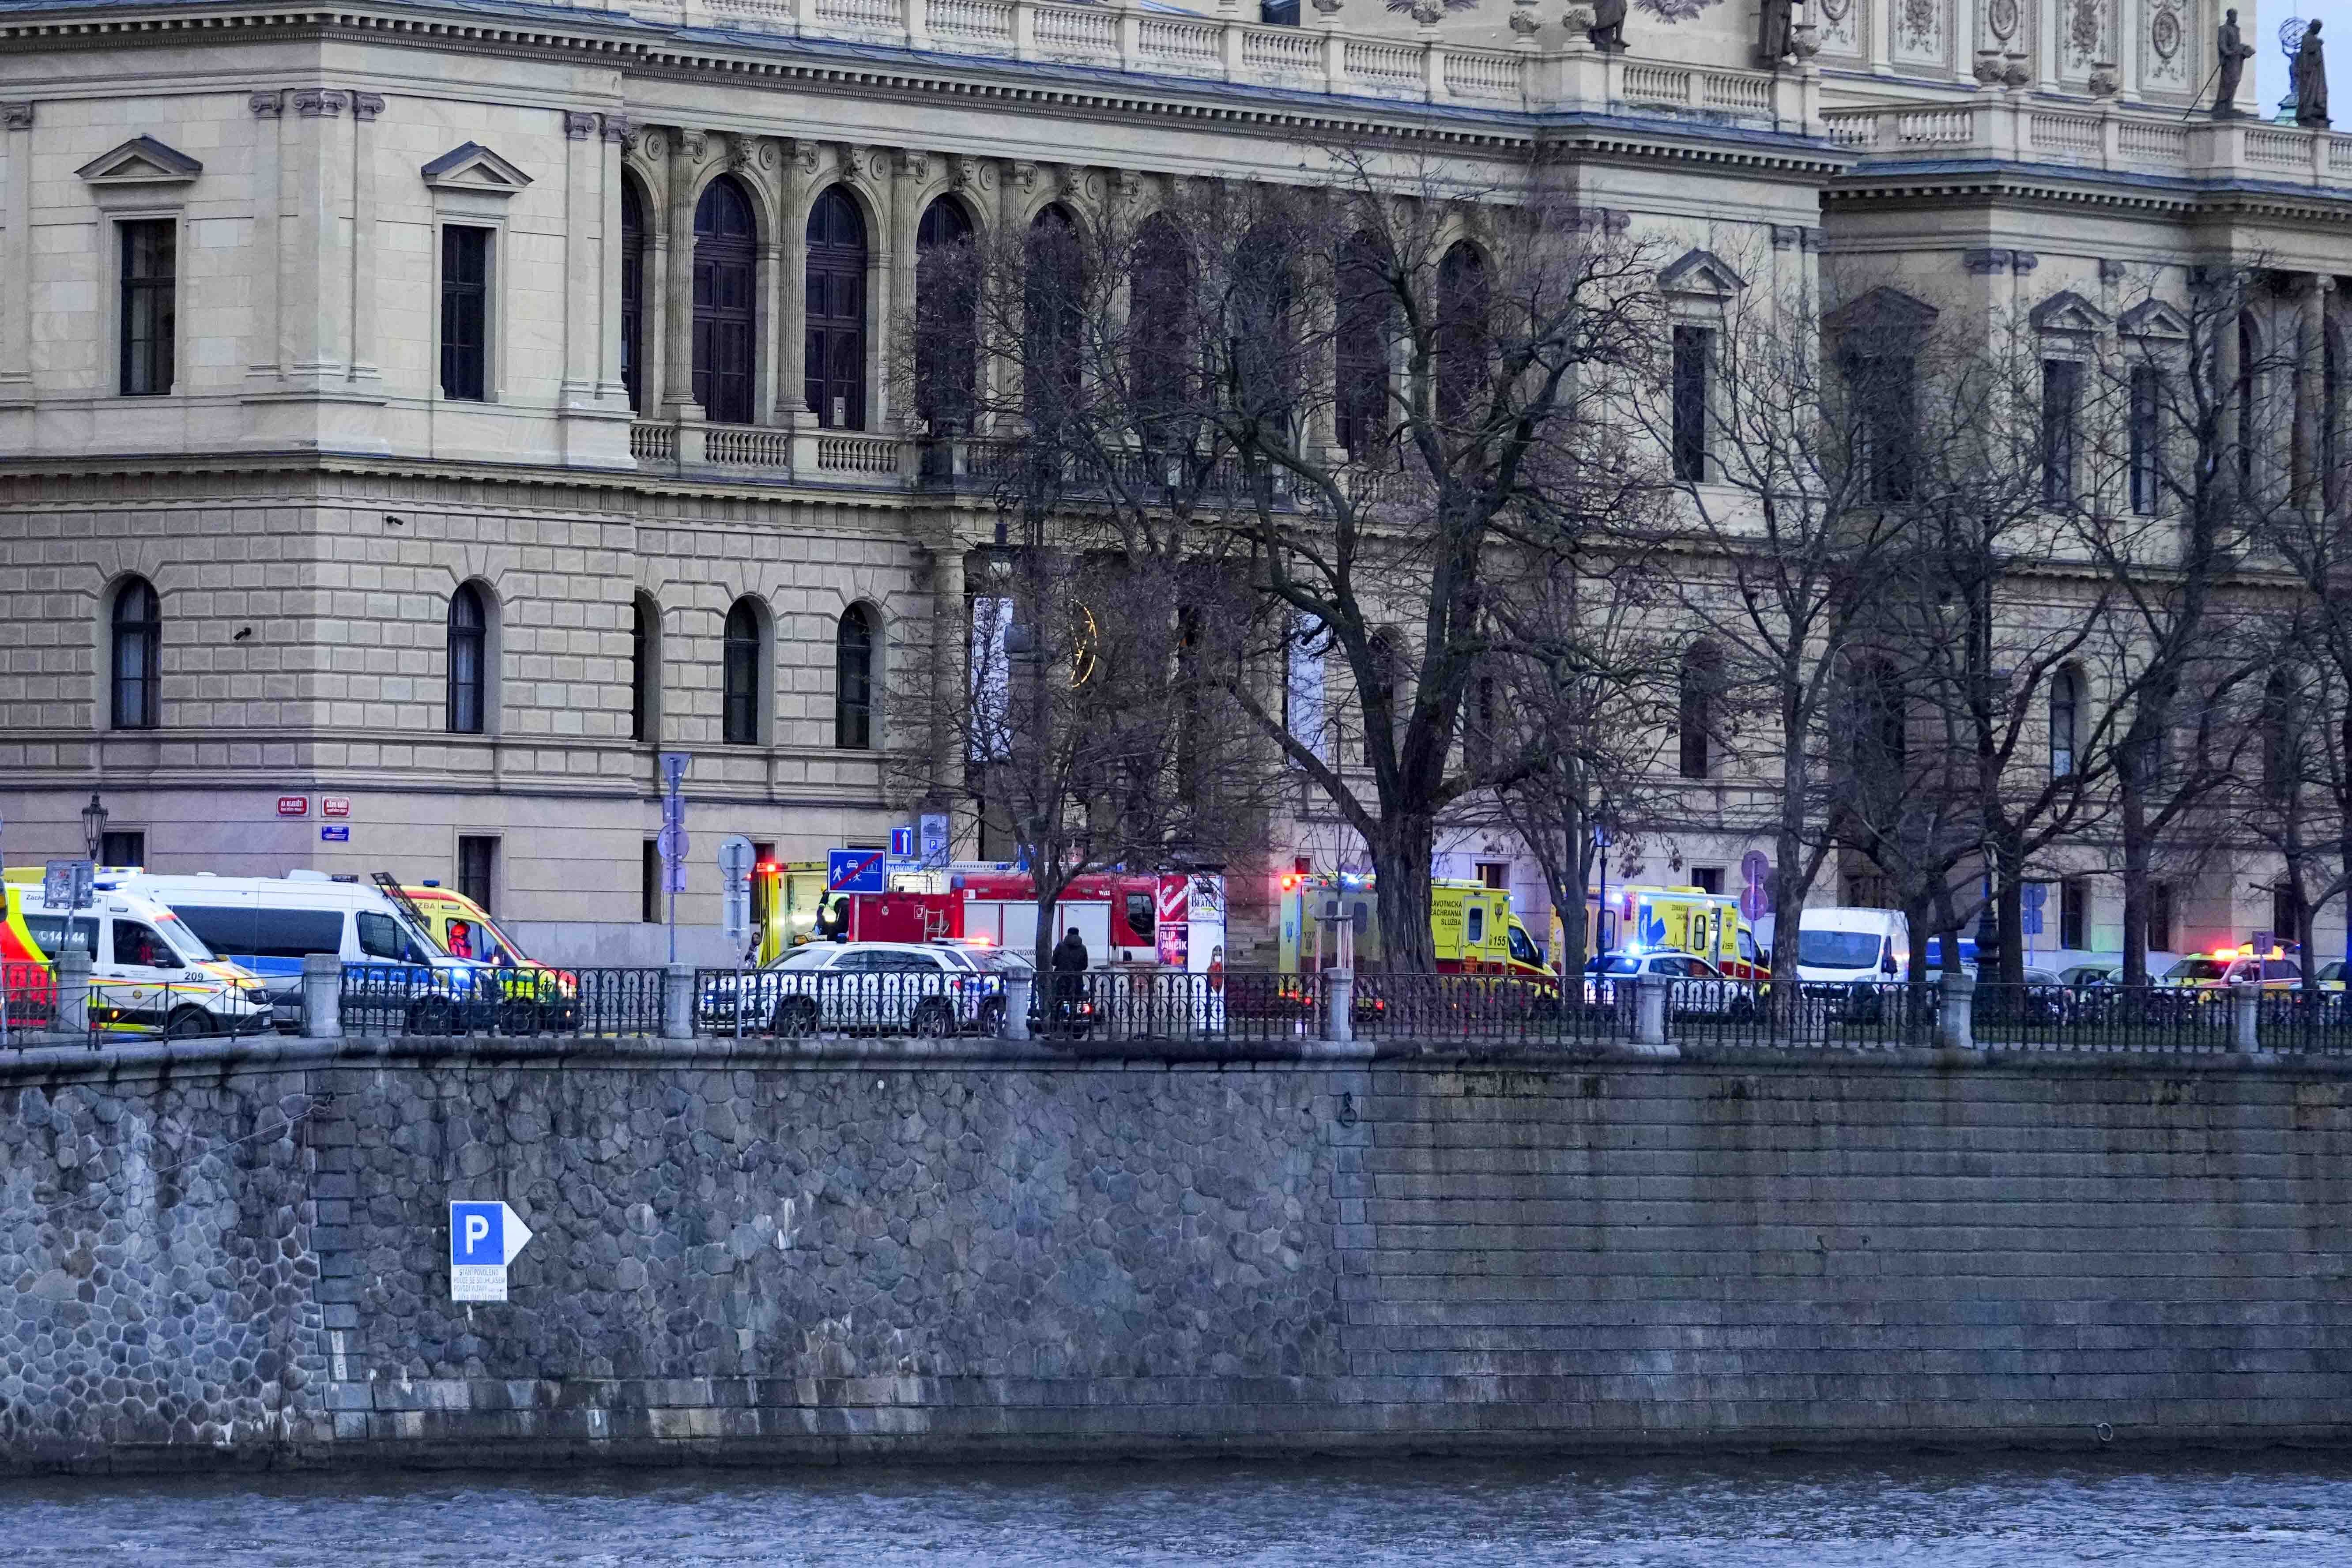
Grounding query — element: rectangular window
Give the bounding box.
[99,830,146,867]
[2060,878,2088,951]
[1259,0,1299,20]
[1476,862,1508,891]
[1691,867,1724,896]
[641,840,661,924]
[118,220,176,396]
[1671,325,1712,482]
[2040,358,2079,505]
[2146,881,2173,954]
[457,835,498,915]
[2129,364,2164,515]
[440,225,491,401]
[1846,354,1916,503]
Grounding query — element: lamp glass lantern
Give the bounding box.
[80,794,108,860]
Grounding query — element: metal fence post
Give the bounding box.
[1936,970,1975,1051]
[53,948,92,1044]
[301,952,343,1040]
[1635,975,1667,1047]
[1325,969,1355,1044]
[663,964,696,1040]
[2230,976,2260,1052]
[1004,972,1033,1040]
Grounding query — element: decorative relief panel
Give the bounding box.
[2059,0,2115,82]
[2141,0,2196,95]
[1815,0,1862,59]
[1892,0,1951,69]
[1975,0,2035,76]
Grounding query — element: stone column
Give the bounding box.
[2295,273,2332,512]
[1935,969,1976,1052]
[52,947,93,1044]
[1324,969,1356,1044]
[663,963,697,1040]
[561,109,603,409]
[887,149,931,431]
[285,88,353,388]
[2216,283,2244,503]
[302,951,344,1039]
[661,128,704,418]
[641,161,670,420]
[2230,974,2261,1052]
[599,117,631,407]
[1,102,35,399]
[348,93,384,387]
[930,535,966,802]
[1635,974,1668,1047]
[778,139,815,423]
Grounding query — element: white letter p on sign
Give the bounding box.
[465,1214,490,1253]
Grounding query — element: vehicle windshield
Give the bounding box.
[2164,958,2228,982]
[770,945,836,970]
[1797,930,1882,970]
[442,912,528,966]
[152,910,218,962]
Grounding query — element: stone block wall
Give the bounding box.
[2,1038,2349,1471]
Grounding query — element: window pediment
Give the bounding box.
[2118,298,2192,340]
[76,136,202,186]
[1657,248,1747,299]
[421,142,533,195]
[2030,290,2111,337]
[1824,285,1938,336]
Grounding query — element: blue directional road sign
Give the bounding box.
[449,1199,535,1303]
[827,847,887,894]
[890,825,915,858]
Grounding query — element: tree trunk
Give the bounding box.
[1996,844,2025,988]
[1369,813,1439,973]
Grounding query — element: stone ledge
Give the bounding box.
[2,1031,2345,1088]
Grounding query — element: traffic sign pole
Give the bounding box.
[659,754,691,965]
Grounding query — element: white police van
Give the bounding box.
[100,870,485,1032]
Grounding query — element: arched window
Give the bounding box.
[1436,241,1489,423]
[109,577,160,730]
[692,176,758,425]
[620,177,648,413]
[1024,205,1084,426]
[1229,223,1296,424]
[805,187,868,430]
[630,592,659,743]
[2049,665,2080,779]
[1677,640,1720,780]
[2262,668,2295,800]
[835,605,875,750]
[915,197,976,431]
[1335,230,1392,456]
[722,598,763,746]
[447,584,489,735]
[1130,214,1191,432]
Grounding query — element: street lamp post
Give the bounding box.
[80,793,108,861]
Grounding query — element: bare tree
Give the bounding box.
[911,152,1672,971]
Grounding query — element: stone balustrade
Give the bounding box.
[1824,97,2352,187]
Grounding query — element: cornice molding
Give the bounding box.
[0,0,1848,175]
[1827,158,2352,225]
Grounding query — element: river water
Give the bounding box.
[5,1451,2349,1566]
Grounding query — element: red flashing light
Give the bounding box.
[1281,874,1300,891]
[756,860,779,872]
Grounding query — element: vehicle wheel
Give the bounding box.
[978,997,1008,1037]
[163,1006,212,1040]
[910,999,956,1039]
[771,997,820,1038]
[405,995,459,1036]
[498,999,543,1037]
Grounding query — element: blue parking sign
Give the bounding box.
[451,1201,505,1266]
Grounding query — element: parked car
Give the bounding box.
[1584,951,1756,1019]
[701,940,1003,1036]
[2315,961,2344,993]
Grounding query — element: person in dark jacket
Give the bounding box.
[1051,928,1089,1033]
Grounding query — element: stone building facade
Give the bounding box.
[0,0,2347,963]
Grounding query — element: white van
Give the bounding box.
[6,882,271,1037]
[1794,907,1911,985]
[98,870,473,1031]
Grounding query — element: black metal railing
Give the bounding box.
[340,964,659,1039]
[1351,972,1631,1045]
[1968,983,2236,1053]
[2253,988,2352,1053]
[1662,980,1940,1050]
[695,969,1006,1038]
[1045,969,1319,1044]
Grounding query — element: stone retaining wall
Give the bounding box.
[2,1035,2349,1470]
